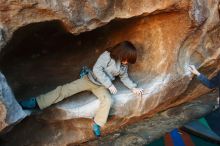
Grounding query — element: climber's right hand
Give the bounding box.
[108,85,117,94]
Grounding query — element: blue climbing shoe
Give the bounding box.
[93,123,101,137]
[19,97,37,109]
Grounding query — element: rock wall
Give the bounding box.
[0,0,220,145]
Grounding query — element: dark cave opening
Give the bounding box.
[0,20,108,98]
[0,18,142,99]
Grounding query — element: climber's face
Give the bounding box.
[121,60,128,65]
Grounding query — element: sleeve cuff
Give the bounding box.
[197,73,204,80]
[128,83,138,89]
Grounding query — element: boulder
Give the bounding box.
[0,0,219,145]
[0,72,27,133]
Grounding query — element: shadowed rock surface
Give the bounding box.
[0,0,220,145]
[79,91,218,146]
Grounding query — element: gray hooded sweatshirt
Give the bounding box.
[88,51,137,89]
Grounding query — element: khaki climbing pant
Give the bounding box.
[36,76,112,127]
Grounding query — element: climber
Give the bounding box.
[19,41,144,137]
[188,65,220,108]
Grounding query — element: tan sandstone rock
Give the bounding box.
[0,0,219,145]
